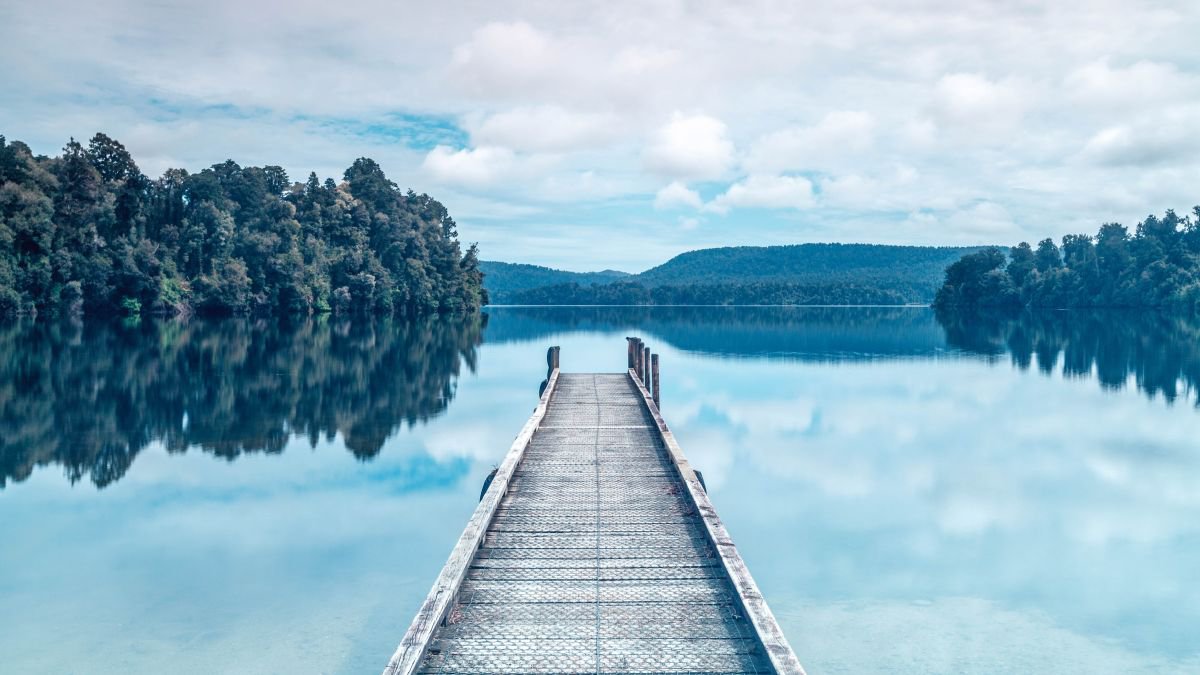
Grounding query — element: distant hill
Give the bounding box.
[480,261,631,303]
[636,244,982,287]
[484,243,987,306]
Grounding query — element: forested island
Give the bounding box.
[934,208,1200,311]
[0,134,485,317]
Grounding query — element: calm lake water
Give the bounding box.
[1,307,1198,674]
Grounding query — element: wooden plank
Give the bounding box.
[627,368,808,675]
[381,369,561,675]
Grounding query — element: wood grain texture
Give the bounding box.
[628,367,808,675]
[381,369,560,675]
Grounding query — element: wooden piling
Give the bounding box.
[639,342,647,383]
[651,353,660,408]
[643,347,651,385]
[635,339,644,381]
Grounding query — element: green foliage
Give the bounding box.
[119,296,141,316]
[934,207,1200,311]
[481,261,631,303]
[488,244,984,305]
[0,133,484,317]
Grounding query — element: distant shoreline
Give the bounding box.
[484,303,932,308]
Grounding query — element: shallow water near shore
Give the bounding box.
[1,306,1197,674]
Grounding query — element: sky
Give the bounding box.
[2,0,1198,272]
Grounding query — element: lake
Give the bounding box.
[1,307,1197,674]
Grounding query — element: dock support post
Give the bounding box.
[635,339,644,381]
[637,341,644,382]
[643,347,651,385]
[626,337,636,370]
[651,353,660,407]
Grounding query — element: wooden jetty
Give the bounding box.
[383,339,805,674]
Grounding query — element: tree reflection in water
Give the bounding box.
[935,308,1200,406]
[0,314,483,488]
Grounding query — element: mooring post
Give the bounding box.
[638,341,646,383]
[553,346,560,370]
[651,353,660,407]
[626,337,635,370]
[643,346,651,385]
[635,339,644,380]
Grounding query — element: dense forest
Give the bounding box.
[480,261,630,303]
[0,133,485,317]
[489,244,981,305]
[934,208,1200,311]
[633,243,982,287]
[0,314,483,488]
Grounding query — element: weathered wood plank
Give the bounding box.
[628,367,808,675]
[381,369,560,675]
[385,353,803,675]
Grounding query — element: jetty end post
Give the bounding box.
[639,341,647,383]
[635,338,644,381]
[651,353,660,407]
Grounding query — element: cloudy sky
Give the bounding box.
[2,1,1198,271]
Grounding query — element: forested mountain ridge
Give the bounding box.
[488,243,984,305]
[635,243,983,287]
[0,133,485,317]
[480,261,630,303]
[934,207,1200,311]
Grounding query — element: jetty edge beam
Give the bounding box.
[380,367,560,675]
[382,340,805,674]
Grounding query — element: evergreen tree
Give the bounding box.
[0,132,485,317]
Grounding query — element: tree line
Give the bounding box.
[0,133,485,317]
[934,207,1200,311]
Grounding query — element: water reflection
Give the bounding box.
[0,315,483,489]
[3,307,1195,491]
[490,305,1200,406]
[936,308,1200,406]
[486,305,950,359]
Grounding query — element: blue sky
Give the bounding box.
[2,1,1199,272]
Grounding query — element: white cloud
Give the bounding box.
[745,111,876,173]
[945,202,1022,240]
[1065,59,1198,110]
[467,106,618,153]
[449,21,560,98]
[654,181,703,210]
[421,145,516,187]
[706,175,815,214]
[5,1,1200,267]
[1079,117,1200,167]
[933,73,1030,131]
[643,112,734,180]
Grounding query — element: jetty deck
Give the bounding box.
[384,341,804,675]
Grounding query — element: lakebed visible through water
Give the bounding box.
[1,307,1197,674]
